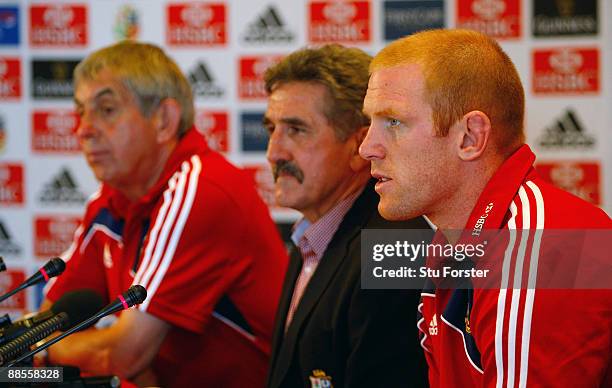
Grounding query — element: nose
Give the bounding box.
[75,110,98,140]
[359,123,386,161]
[266,127,291,165]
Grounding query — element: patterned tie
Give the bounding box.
[285,236,318,331]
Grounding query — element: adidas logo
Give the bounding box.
[38,167,86,204]
[188,62,224,98]
[429,314,438,336]
[0,221,21,256]
[538,109,595,149]
[242,5,294,43]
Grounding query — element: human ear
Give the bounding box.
[152,98,181,143]
[349,125,370,171]
[457,111,491,161]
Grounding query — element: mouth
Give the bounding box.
[85,150,110,163]
[372,172,392,192]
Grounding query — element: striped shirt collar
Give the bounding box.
[291,185,365,260]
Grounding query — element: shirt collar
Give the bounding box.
[106,128,208,218]
[291,184,365,259]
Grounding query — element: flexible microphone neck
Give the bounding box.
[0,258,66,304]
[3,285,147,368]
[0,313,68,365]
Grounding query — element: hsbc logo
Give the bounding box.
[32,110,80,153]
[30,4,88,46]
[34,215,80,258]
[323,2,357,24]
[457,0,521,39]
[536,161,600,205]
[471,0,505,20]
[47,112,77,134]
[238,55,283,100]
[0,163,24,205]
[166,3,226,46]
[309,1,370,43]
[549,48,582,74]
[533,47,599,94]
[0,57,20,98]
[43,5,74,29]
[0,270,26,309]
[195,110,229,153]
[181,4,214,27]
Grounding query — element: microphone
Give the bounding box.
[0,290,104,365]
[0,289,104,346]
[3,285,147,368]
[0,258,66,304]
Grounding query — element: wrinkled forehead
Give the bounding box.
[74,69,132,104]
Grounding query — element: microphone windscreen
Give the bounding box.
[44,257,66,278]
[51,289,104,330]
[124,285,147,307]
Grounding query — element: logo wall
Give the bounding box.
[536,162,600,205]
[38,167,86,205]
[457,0,521,39]
[533,47,599,94]
[238,55,284,100]
[34,215,80,259]
[242,5,295,43]
[0,270,26,310]
[0,163,24,205]
[309,1,370,43]
[32,110,80,153]
[31,59,80,99]
[30,4,88,46]
[167,3,226,46]
[241,112,269,152]
[533,0,597,36]
[383,1,444,40]
[0,221,22,256]
[537,109,595,149]
[195,111,229,153]
[0,57,20,98]
[188,61,224,98]
[0,6,19,45]
[114,5,140,41]
[0,115,5,152]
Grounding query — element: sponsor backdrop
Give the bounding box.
[0,0,610,315]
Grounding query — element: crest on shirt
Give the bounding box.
[309,369,333,387]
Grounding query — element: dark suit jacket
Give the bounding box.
[267,180,430,388]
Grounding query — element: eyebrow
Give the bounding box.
[363,107,402,118]
[74,87,117,107]
[262,116,310,128]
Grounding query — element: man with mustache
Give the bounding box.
[359,29,612,387]
[264,44,429,388]
[40,41,288,387]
